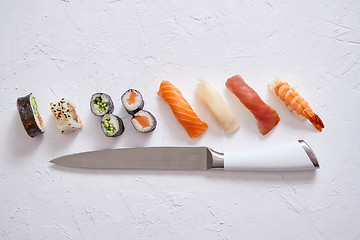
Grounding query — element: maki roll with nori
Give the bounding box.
[101,114,124,137]
[121,89,144,115]
[90,93,114,117]
[131,110,157,133]
[17,93,44,137]
[50,98,83,134]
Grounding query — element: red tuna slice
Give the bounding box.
[226,75,280,135]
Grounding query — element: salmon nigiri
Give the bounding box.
[157,81,208,138]
[269,77,324,132]
[226,75,280,135]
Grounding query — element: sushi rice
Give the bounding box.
[50,98,83,134]
[131,110,157,133]
[121,89,144,115]
[90,93,114,117]
[101,114,124,137]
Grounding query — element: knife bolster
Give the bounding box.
[208,148,224,168]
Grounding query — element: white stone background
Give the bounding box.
[1,0,360,239]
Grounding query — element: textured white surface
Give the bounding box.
[1,0,360,239]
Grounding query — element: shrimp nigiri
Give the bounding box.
[158,81,208,138]
[269,77,324,132]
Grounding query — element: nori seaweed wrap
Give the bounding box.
[90,93,114,117]
[17,93,44,137]
[131,110,157,133]
[121,89,144,115]
[101,113,124,137]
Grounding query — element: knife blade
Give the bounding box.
[50,140,319,171]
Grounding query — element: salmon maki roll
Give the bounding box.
[226,75,280,135]
[121,89,144,115]
[269,77,324,132]
[131,110,157,133]
[157,81,208,138]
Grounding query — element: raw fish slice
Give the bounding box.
[131,110,157,133]
[121,89,144,115]
[196,79,239,133]
[269,77,324,132]
[158,81,208,138]
[226,75,280,135]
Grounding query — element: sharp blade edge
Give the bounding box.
[50,147,211,170]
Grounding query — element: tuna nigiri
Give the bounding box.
[158,81,208,138]
[226,75,280,135]
[196,79,239,133]
[269,77,324,132]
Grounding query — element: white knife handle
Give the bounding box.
[223,140,319,171]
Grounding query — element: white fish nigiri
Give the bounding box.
[196,79,240,133]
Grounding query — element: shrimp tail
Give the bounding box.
[270,78,325,132]
[309,114,324,132]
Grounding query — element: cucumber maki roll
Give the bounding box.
[90,93,114,117]
[101,114,124,137]
[131,110,157,133]
[121,89,144,115]
[17,93,44,137]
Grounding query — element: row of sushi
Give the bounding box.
[17,75,324,138]
[17,89,157,138]
[17,95,82,137]
[157,75,324,138]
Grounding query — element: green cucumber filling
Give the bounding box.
[102,117,116,134]
[31,95,44,131]
[31,96,39,115]
[94,97,108,113]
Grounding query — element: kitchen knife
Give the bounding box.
[50,140,319,171]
